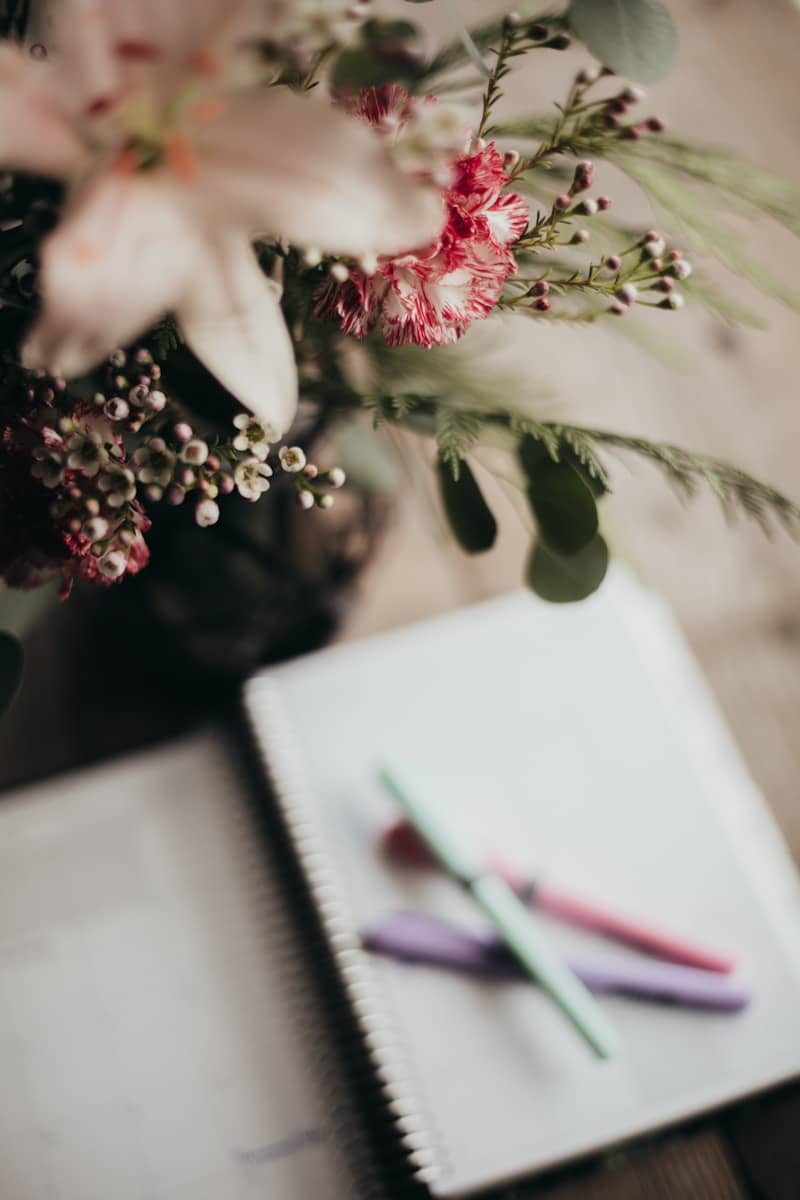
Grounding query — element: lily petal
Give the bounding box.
[0,45,86,178]
[191,87,446,258]
[176,233,298,436]
[32,0,261,99]
[23,173,198,377]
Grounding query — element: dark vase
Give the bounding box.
[98,426,387,694]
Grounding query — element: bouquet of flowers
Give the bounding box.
[0,0,798,706]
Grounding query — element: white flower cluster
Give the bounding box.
[266,0,374,64]
[391,100,473,187]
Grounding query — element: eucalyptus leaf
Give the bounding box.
[567,0,677,82]
[521,453,599,555]
[526,535,609,603]
[438,458,498,554]
[331,44,421,90]
[0,631,23,715]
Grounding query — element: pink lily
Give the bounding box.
[1,0,444,434]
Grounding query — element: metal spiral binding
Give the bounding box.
[242,677,445,1197]
[215,728,380,1200]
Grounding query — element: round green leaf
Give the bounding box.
[438,459,497,555]
[526,458,599,556]
[526,535,609,603]
[567,0,677,83]
[0,631,23,715]
[518,434,550,478]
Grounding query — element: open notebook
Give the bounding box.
[1,571,800,1199]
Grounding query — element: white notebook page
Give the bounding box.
[0,733,362,1200]
[251,571,800,1197]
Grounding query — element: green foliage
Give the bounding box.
[567,0,677,82]
[435,406,484,479]
[583,431,800,533]
[330,20,426,90]
[0,631,23,716]
[609,151,800,310]
[526,534,609,602]
[623,136,800,238]
[511,417,612,490]
[151,316,182,359]
[522,452,600,555]
[421,8,564,83]
[437,458,498,554]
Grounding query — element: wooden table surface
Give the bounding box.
[1,0,799,1195]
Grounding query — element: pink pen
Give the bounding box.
[380,818,735,975]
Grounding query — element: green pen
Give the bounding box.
[378,765,621,1060]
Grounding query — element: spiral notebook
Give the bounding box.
[2,571,800,1200]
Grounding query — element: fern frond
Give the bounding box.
[622,136,800,238]
[435,407,485,479]
[151,316,182,359]
[580,429,800,534]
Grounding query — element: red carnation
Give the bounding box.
[315,87,528,348]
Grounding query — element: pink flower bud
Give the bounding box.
[533,297,551,312]
[617,283,638,305]
[144,389,166,413]
[571,160,594,193]
[173,422,193,444]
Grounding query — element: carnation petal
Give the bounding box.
[23,174,197,378]
[176,234,298,437]
[485,192,530,246]
[192,87,446,257]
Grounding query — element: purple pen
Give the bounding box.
[363,912,751,1013]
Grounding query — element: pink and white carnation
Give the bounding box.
[315,86,529,348]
